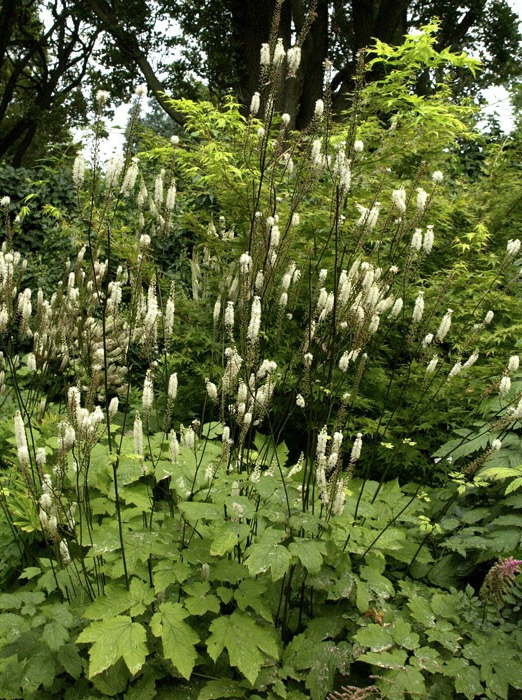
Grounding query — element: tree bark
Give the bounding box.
[295,0,329,128]
[229,0,276,104]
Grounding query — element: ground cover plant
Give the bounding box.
[1,21,522,700]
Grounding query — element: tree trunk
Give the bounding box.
[229,0,276,104]
[294,0,329,129]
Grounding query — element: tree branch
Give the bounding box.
[83,0,185,125]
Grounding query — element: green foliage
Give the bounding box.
[1,24,522,700]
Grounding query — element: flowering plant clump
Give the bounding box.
[1,22,522,700]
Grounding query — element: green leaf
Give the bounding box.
[84,582,134,619]
[83,579,155,620]
[358,649,408,669]
[197,679,248,700]
[151,602,199,680]
[42,619,69,651]
[392,619,420,650]
[18,567,42,580]
[305,642,351,700]
[288,539,325,574]
[0,591,45,611]
[206,611,279,684]
[125,669,158,700]
[179,502,223,522]
[234,579,273,622]
[443,658,483,699]
[183,582,221,615]
[91,659,130,696]
[380,664,426,697]
[59,643,83,679]
[479,466,522,481]
[407,596,436,627]
[245,543,292,581]
[360,565,395,598]
[505,477,522,494]
[77,615,148,676]
[355,624,392,651]
[430,593,461,622]
[210,522,250,556]
[411,646,442,673]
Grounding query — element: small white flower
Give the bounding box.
[213,296,221,324]
[287,46,301,77]
[412,291,424,323]
[462,351,479,369]
[239,252,252,274]
[491,439,502,451]
[273,38,286,65]
[14,411,28,452]
[168,373,178,401]
[499,375,511,396]
[432,170,444,184]
[392,186,407,214]
[507,239,521,257]
[447,362,462,380]
[388,297,403,319]
[72,155,85,187]
[169,430,179,463]
[416,188,428,210]
[426,356,439,374]
[96,90,110,105]
[411,228,423,252]
[171,135,180,146]
[183,426,195,450]
[250,92,260,115]
[142,370,154,412]
[247,296,262,341]
[508,355,520,373]
[133,412,143,456]
[350,433,363,464]
[353,139,364,153]
[422,333,434,348]
[436,309,453,342]
[224,301,235,328]
[206,379,218,402]
[296,393,305,408]
[36,447,46,467]
[108,397,119,418]
[423,225,434,254]
[314,99,324,118]
[135,83,147,98]
[59,540,71,565]
[367,202,381,231]
[26,353,36,372]
[339,352,350,372]
[1,195,11,208]
[260,43,270,66]
[270,225,280,248]
[166,182,176,210]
